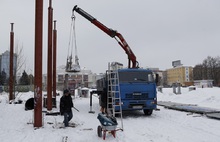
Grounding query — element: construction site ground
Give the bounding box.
[157,101,220,120]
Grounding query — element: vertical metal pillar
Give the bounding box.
[47,0,53,110]
[88,91,95,113]
[52,20,57,98]
[173,84,176,94]
[9,23,14,101]
[34,0,43,127]
[177,83,181,94]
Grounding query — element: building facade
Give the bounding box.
[0,50,17,78]
[166,66,193,86]
[43,66,97,91]
[194,80,213,88]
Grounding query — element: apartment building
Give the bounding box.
[166,66,193,86]
[0,50,17,78]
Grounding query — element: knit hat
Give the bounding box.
[63,89,69,94]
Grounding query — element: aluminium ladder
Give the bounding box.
[106,69,123,130]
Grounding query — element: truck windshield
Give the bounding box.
[119,71,154,83]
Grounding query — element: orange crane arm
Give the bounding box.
[72,5,139,68]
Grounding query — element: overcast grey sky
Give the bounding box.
[1,0,220,74]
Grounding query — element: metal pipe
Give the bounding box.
[52,20,57,98]
[9,23,14,101]
[47,0,53,110]
[34,0,43,128]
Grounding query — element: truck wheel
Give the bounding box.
[97,125,102,137]
[144,109,153,116]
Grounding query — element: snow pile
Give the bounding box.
[158,87,220,109]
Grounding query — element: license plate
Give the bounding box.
[133,106,143,109]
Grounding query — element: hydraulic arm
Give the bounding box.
[72,5,139,68]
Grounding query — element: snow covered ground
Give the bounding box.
[0,87,220,142]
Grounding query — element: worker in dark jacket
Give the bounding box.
[60,89,73,127]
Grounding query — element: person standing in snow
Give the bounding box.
[60,89,74,127]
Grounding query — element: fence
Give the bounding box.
[0,84,65,93]
[1,85,34,92]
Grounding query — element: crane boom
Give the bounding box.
[72,5,138,68]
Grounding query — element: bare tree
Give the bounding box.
[204,56,220,85]
[193,64,203,80]
[193,56,220,86]
[15,42,27,76]
[13,42,28,98]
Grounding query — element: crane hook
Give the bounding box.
[72,5,78,19]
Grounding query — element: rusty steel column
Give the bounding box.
[9,23,14,101]
[53,20,57,98]
[47,0,53,110]
[34,0,43,127]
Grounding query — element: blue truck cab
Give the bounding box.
[116,68,157,115]
[97,68,157,116]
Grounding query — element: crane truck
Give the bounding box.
[72,5,158,116]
